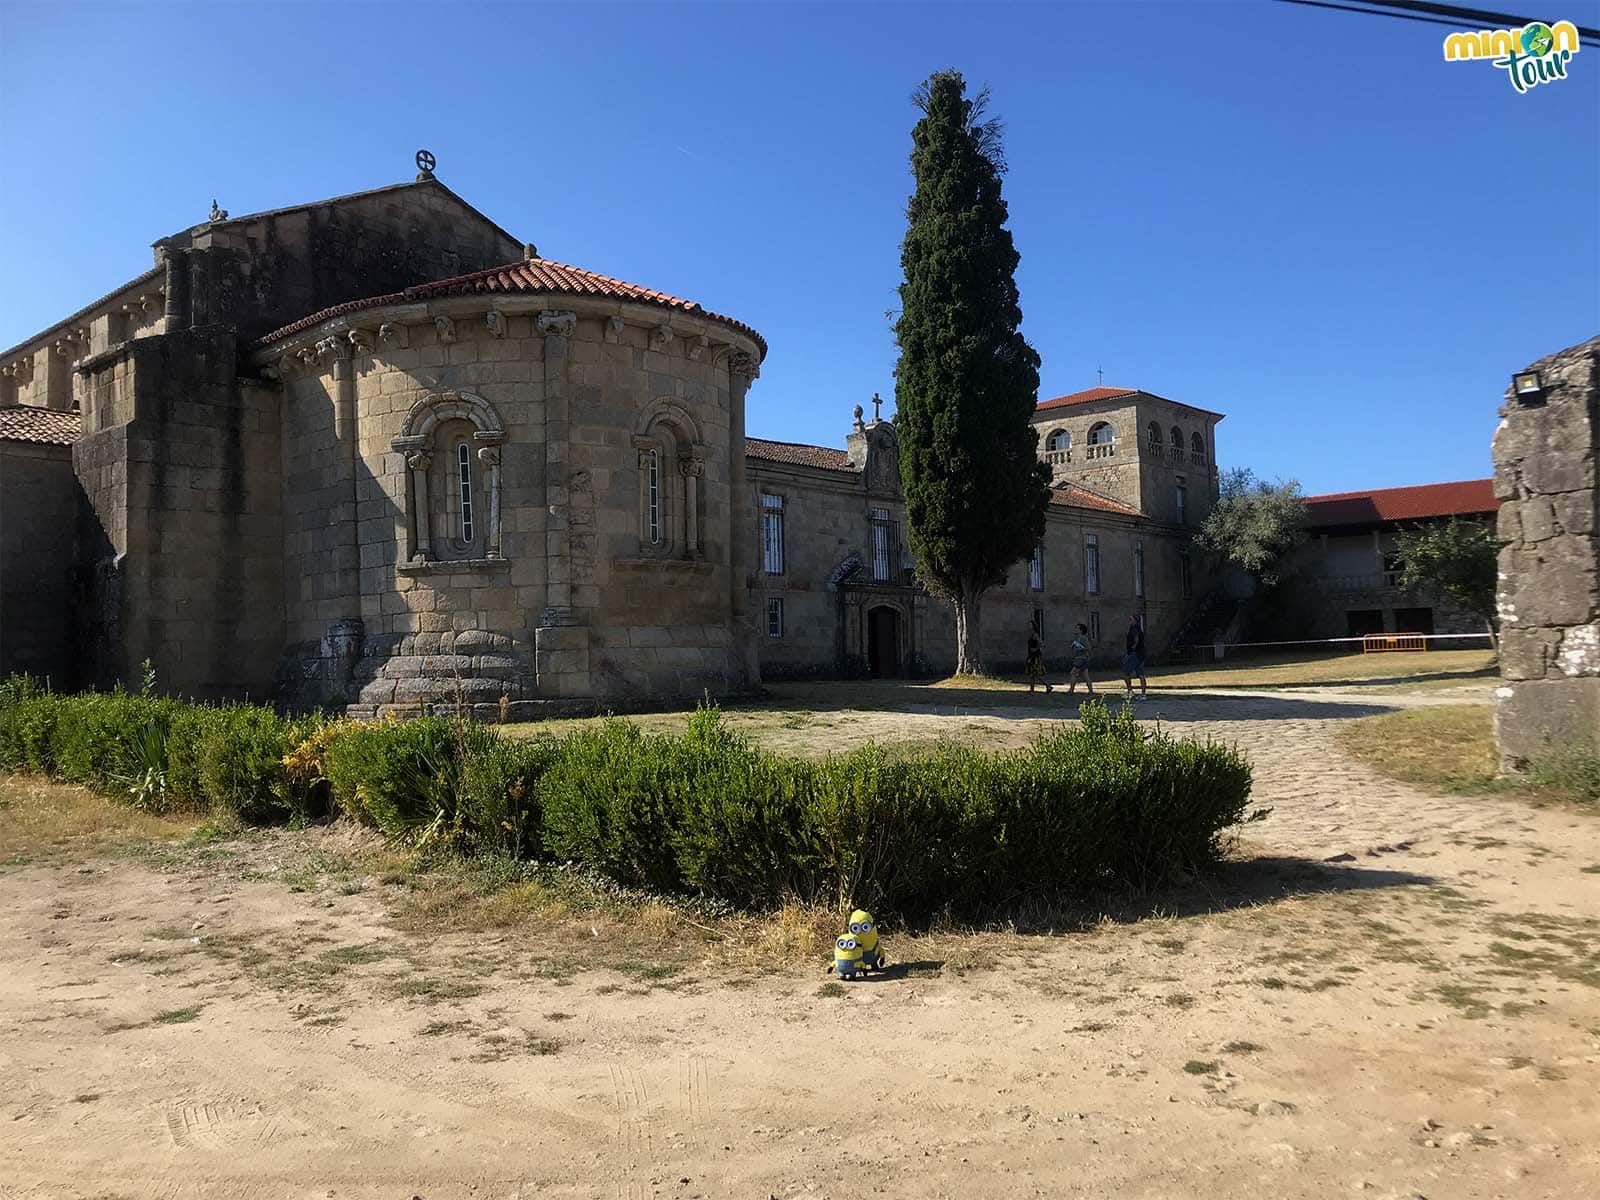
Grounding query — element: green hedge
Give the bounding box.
[0,676,1252,917]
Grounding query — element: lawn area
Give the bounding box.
[1144,648,1496,691]
[1338,705,1598,809]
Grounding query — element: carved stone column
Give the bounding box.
[477,443,503,559]
[729,351,761,684]
[538,310,578,625]
[405,450,434,560]
[680,456,704,558]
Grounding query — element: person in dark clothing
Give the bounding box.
[1122,614,1148,700]
[1025,626,1051,693]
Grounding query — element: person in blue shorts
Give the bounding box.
[1122,614,1148,701]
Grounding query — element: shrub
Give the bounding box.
[194,706,316,824]
[323,715,502,846]
[461,734,560,857]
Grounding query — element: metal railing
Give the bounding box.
[1322,571,1404,593]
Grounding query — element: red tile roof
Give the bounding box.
[1050,482,1143,518]
[1035,386,1225,420]
[257,256,765,355]
[745,437,853,471]
[1036,386,1139,411]
[0,405,82,446]
[1303,479,1498,527]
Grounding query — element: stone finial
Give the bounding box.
[523,242,539,261]
[485,310,508,339]
[209,199,228,222]
[433,315,456,344]
[537,310,577,338]
[415,149,437,181]
[378,322,409,349]
[853,403,865,432]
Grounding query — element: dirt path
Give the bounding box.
[3,690,1598,1199]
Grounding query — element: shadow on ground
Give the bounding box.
[761,680,1398,724]
[881,854,1436,937]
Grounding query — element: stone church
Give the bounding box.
[0,169,1218,713]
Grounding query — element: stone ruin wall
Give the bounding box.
[1492,335,1600,770]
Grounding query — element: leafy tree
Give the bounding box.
[1194,468,1308,587]
[893,71,1050,675]
[1395,517,1499,642]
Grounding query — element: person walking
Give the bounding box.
[1025,624,1051,693]
[1122,614,1148,701]
[1065,623,1093,695]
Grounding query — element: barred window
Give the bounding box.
[1134,540,1146,599]
[1090,610,1101,642]
[1180,550,1193,599]
[1029,542,1044,591]
[870,507,893,582]
[760,493,785,574]
[1085,533,1100,594]
[766,596,784,638]
[646,449,661,545]
[457,442,475,543]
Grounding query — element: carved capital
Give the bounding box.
[378,322,409,349]
[651,323,674,349]
[537,310,577,338]
[406,450,434,473]
[679,457,705,479]
[140,292,162,313]
[347,328,375,356]
[476,445,501,468]
[315,335,347,361]
[730,350,760,382]
[638,449,658,470]
[605,316,626,343]
[295,345,318,371]
[686,334,708,361]
[434,315,456,344]
[485,310,508,339]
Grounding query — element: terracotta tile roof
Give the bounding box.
[1050,482,1144,517]
[1303,478,1498,527]
[1035,386,1226,420]
[0,405,82,446]
[745,437,853,471]
[256,256,766,356]
[1036,386,1140,411]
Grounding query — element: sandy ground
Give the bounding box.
[2,686,1598,1200]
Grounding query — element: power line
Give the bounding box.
[1274,0,1600,46]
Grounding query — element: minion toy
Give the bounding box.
[833,935,863,980]
[848,910,884,970]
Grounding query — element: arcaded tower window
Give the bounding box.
[1147,421,1162,453]
[1170,425,1185,463]
[1191,431,1206,465]
[1087,421,1116,460]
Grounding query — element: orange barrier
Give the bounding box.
[1362,633,1428,653]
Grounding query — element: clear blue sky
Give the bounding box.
[3,1,1596,494]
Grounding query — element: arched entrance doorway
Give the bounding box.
[867,605,900,677]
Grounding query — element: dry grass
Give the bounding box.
[1338,706,1595,810]
[0,775,203,862]
[1145,649,1496,691]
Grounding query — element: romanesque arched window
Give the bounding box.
[634,401,705,559]
[391,390,506,563]
[1146,420,1162,451]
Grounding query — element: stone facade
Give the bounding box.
[1,173,1232,710]
[1492,336,1600,770]
[0,435,79,684]
[748,397,1208,678]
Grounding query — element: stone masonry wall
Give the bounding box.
[266,297,761,712]
[0,438,79,685]
[1492,335,1600,770]
[74,329,285,700]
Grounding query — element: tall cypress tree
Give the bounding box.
[894,70,1049,675]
